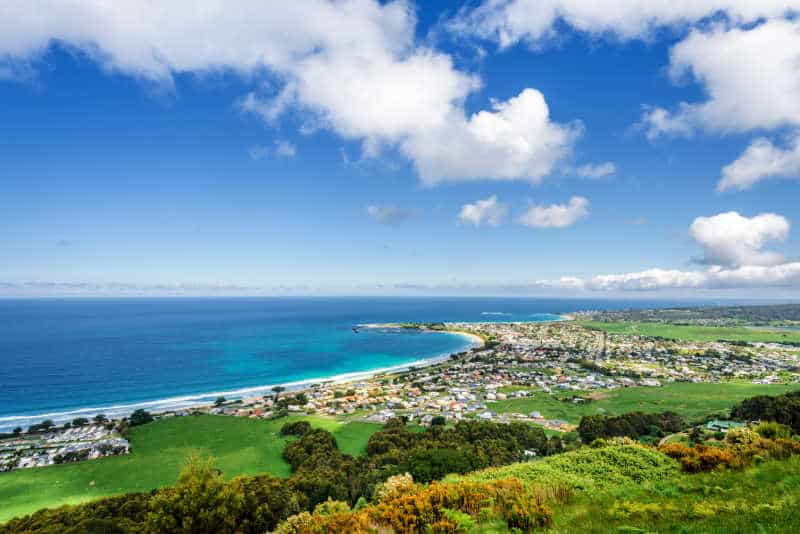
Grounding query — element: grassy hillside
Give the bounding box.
[578,321,800,343]
[452,445,800,533]
[493,382,798,423]
[452,444,679,490]
[0,414,380,523]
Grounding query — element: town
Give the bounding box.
[200,321,800,428]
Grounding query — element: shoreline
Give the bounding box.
[0,325,483,432]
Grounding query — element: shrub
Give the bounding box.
[755,421,793,440]
[129,409,153,426]
[374,473,415,502]
[659,436,800,473]
[280,421,312,437]
[144,453,245,533]
[578,411,683,442]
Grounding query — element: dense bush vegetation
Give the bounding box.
[731,390,800,433]
[274,477,552,534]
[660,429,800,473]
[279,421,311,437]
[577,411,684,443]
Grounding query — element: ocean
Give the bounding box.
[0,297,683,431]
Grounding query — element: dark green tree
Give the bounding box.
[129,409,154,426]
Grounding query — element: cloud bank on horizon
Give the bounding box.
[536,211,799,292]
[1,1,800,296]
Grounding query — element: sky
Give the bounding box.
[1,1,799,298]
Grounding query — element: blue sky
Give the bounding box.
[1,1,799,297]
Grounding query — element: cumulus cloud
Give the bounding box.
[404,89,582,185]
[452,0,798,47]
[458,195,509,227]
[366,205,412,225]
[642,19,800,138]
[518,196,589,228]
[0,1,579,185]
[575,162,616,179]
[689,211,790,267]
[719,133,800,191]
[639,105,695,141]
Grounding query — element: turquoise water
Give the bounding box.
[0,297,676,431]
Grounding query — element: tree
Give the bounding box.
[406,448,473,483]
[144,453,245,533]
[28,419,56,433]
[430,416,446,426]
[72,417,89,427]
[731,391,800,433]
[12,426,22,435]
[215,396,227,406]
[272,386,286,400]
[577,415,606,443]
[93,414,108,424]
[129,409,154,426]
[280,421,311,437]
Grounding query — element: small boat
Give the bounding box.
[352,327,360,333]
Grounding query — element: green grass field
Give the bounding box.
[0,414,380,523]
[493,382,799,424]
[577,321,800,343]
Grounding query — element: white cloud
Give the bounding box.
[719,133,800,191]
[366,205,411,225]
[536,263,800,292]
[642,19,800,138]
[689,211,790,267]
[404,89,582,185]
[0,1,579,185]
[639,105,695,141]
[531,209,799,292]
[453,0,798,47]
[249,140,297,160]
[458,196,509,227]
[575,162,616,179]
[274,140,297,158]
[518,196,589,228]
[583,268,709,291]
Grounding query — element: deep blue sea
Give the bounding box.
[0,297,689,431]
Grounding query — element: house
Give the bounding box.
[706,420,746,432]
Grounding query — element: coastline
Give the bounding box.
[0,326,483,432]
